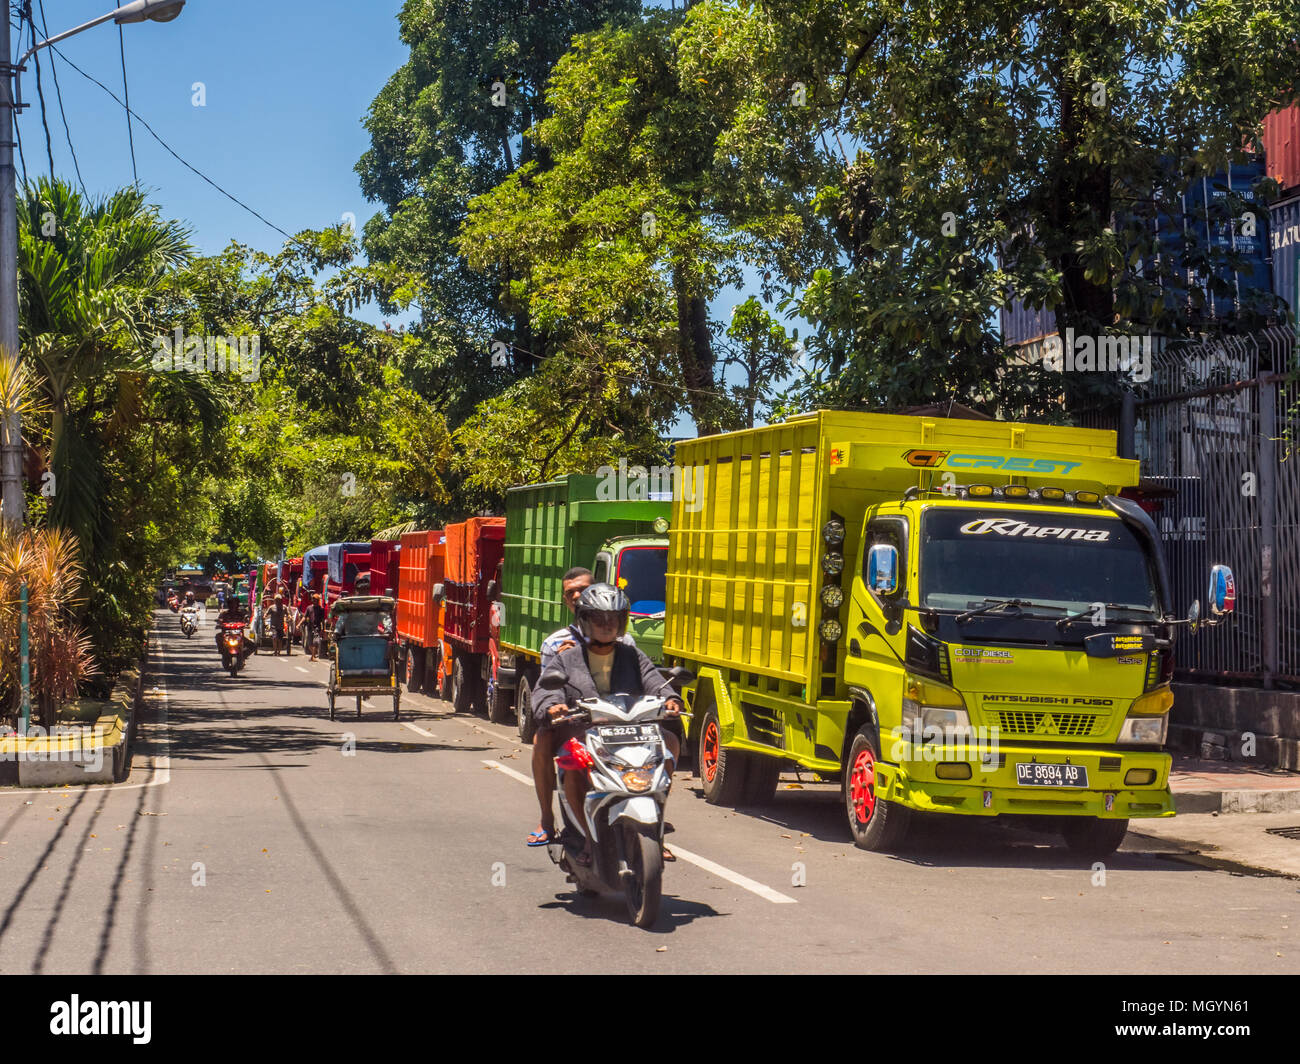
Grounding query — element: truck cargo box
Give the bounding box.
[369,540,399,597]
[445,517,505,652]
[397,530,446,648]
[328,542,371,585]
[665,411,1138,699]
[501,475,669,657]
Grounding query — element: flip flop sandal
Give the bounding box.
[526,827,556,847]
[662,845,676,862]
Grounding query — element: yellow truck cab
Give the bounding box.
[665,411,1235,856]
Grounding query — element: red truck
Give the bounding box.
[369,539,400,597]
[444,518,505,715]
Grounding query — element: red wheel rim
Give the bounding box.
[850,747,876,824]
[702,720,719,783]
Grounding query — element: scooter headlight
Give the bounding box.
[621,768,655,793]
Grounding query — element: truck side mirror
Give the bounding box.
[487,579,501,602]
[1207,565,1236,617]
[866,544,899,596]
[432,583,445,603]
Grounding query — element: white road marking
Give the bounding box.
[294,666,309,674]
[402,722,436,739]
[668,844,798,904]
[478,759,797,905]
[482,759,535,786]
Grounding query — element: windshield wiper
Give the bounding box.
[1055,603,1159,631]
[955,598,1060,623]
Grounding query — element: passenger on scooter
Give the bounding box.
[531,583,684,865]
[215,597,248,654]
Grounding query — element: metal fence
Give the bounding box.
[1084,327,1299,686]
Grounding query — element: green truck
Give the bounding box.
[491,474,670,739]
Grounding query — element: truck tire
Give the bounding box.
[698,705,748,806]
[487,675,514,724]
[406,646,425,694]
[740,753,782,806]
[452,655,474,715]
[843,724,911,851]
[1061,817,1129,859]
[516,673,537,743]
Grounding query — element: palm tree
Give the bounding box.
[17,177,198,547]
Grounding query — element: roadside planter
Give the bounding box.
[0,667,140,786]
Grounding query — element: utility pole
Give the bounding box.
[0,8,22,531]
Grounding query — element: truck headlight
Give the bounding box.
[1117,687,1173,744]
[901,673,972,738]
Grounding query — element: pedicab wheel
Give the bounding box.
[1060,817,1129,859]
[843,724,911,851]
[356,694,363,719]
[623,824,662,929]
[516,673,537,743]
[327,689,336,721]
[697,705,747,806]
[393,687,401,721]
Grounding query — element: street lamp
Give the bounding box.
[0,1,187,529]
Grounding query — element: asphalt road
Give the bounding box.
[1,611,1297,974]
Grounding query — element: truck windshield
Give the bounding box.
[616,546,668,616]
[919,508,1159,615]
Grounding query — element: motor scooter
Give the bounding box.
[219,621,252,677]
[536,667,692,928]
[179,605,200,638]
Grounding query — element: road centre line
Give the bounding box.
[478,759,797,905]
[402,722,436,739]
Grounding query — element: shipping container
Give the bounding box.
[493,475,669,733]
[1270,193,1300,317]
[1263,105,1300,196]
[395,530,448,697]
[1000,300,1055,348]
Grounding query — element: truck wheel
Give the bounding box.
[452,656,473,714]
[487,677,514,724]
[698,705,748,806]
[516,673,537,743]
[843,725,911,851]
[1061,817,1129,859]
[406,646,425,694]
[740,753,782,806]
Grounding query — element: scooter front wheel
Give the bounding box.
[622,825,662,929]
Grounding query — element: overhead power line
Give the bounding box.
[117,24,136,187]
[49,42,293,240]
[33,0,87,195]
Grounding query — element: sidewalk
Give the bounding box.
[1127,755,1300,878]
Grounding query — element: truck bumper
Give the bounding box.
[874,744,1174,819]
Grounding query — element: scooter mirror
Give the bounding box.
[668,666,696,686]
[537,669,567,691]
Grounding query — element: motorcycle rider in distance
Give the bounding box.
[215,595,249,656]
[531,583,683,866]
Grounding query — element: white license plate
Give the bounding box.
[597,724,659,746]
[1015,762,1088,788]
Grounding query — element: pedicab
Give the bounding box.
[326,595,401,721]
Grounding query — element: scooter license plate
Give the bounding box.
[1015,762,1088,787]
[597,724,660,745]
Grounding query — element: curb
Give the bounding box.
[1173,787,1300,815]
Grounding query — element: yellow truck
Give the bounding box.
[664,411,1235,855]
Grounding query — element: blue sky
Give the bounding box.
[13,0,790,431]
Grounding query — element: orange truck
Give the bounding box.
[443,518,506,714]
[396,529,448,698]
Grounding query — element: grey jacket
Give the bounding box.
[532,642,675,723]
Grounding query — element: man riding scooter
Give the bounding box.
[530,583,684,866]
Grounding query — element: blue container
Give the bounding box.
[1270,194,1300,320]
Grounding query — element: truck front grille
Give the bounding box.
[995,710,1103,737]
